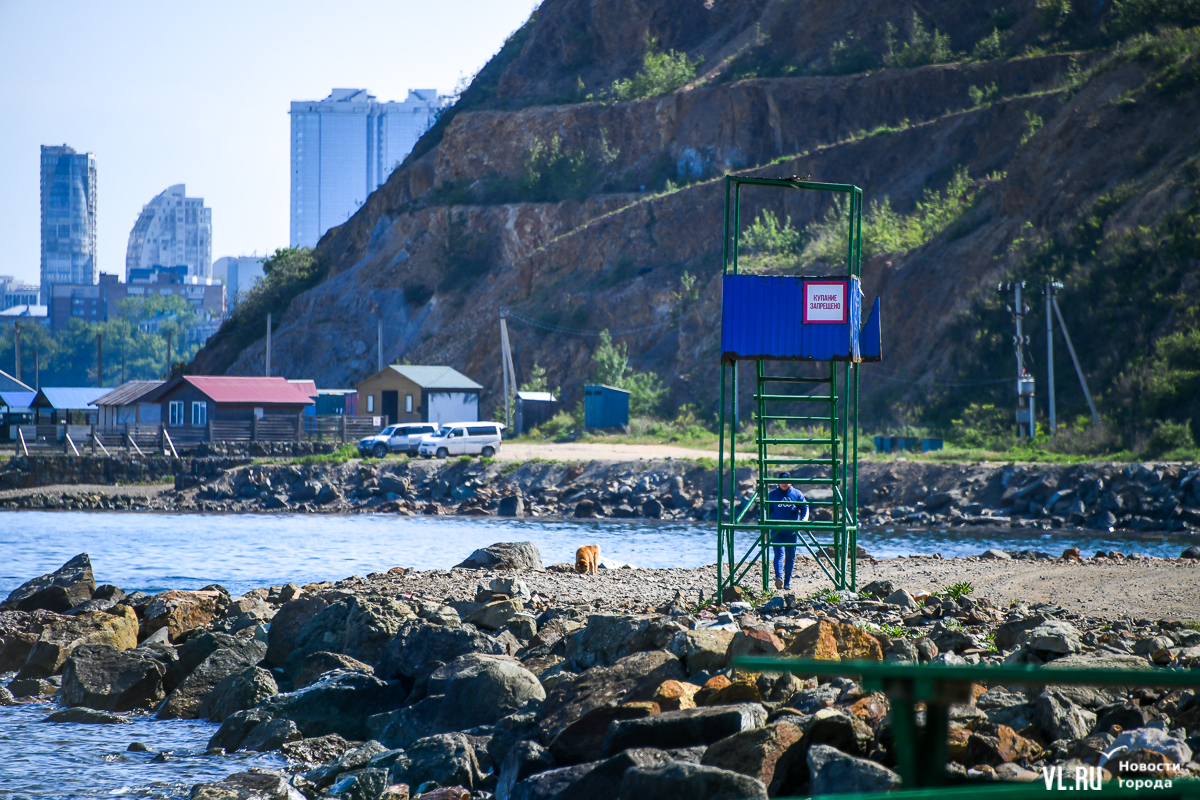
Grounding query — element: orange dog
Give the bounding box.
[575,545,600,575]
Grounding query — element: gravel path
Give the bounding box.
[351,556,1200,621]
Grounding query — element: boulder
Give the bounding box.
[18,605,139,679]
[167,631,239,692]
[619,761,768,800]
[43,706,130,724]
[369,654,544,749]
[860,580,896,600]
[454,542,542,571]
[60,643,166,711]
[464,599,524,632]
[261,670,406,741]
[1103,727,1193,766]
[771,711,875,794]
[994,615,1047,652]
[1033,689,1096,742]
[498,496,525,517]
[556,747,674,800]
[539,650,685,741]
[303,740,391,790]
[807,744,901,795]
[295,651,374,689]
[202,666,279,722]
[670,630,735,675]
[158,640,267,719]
[285,595,416,677]
[265,595,330,668]
[783,620,883,662]
[281,734,352,767]
[1020,620,1082,655]
[0,609,56,672]
[725,629,785,662]
[498,741,558,800]
[385,732,487,792]
[142,590,221,643]
[188,770,294,800]
[883,589,919,612]
[963,724,1043,766]
[549,703,659,765]
[2,553,95,613]
[1181,546,1200,560]
[510,762,599,800]
[568,614,685,669]
[701,721,802,786]
[602,703,767,755]
[981,548,1011,560]
[239,717,302,752]
[376,620,506,683]
[653,679,700,711]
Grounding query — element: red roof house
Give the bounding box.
[144,376,315,430]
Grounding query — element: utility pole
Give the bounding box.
[1002,281,1035,439]
[377,317,383,373]
[500,318,518,429]
[96,333,103,388]
[165,331,172,381]
[1046,282,1058,434]
[34,345,40,391]
[13,322,21,385]
[265,313,272,377]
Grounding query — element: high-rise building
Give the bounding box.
[125,184,212,279]
[290,88,446,248]
[40,145,97,303]
[212,255,265,309]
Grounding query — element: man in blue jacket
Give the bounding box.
[769,472,808,590]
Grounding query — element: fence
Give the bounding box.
[9,416,387,455]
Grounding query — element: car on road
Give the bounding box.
[417,422,504,459]
[357,423,439,458]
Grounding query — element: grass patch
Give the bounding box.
[290,444,360,466]
[609,35,702,100]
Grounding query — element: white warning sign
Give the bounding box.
[803,280,848,324]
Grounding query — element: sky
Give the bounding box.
[0,0,541,287]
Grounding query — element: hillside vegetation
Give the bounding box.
[192,0,1200,459]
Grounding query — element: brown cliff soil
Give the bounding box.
[191,0,1200,439]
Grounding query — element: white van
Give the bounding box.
[418,422,504,458]
[357,423,439,458]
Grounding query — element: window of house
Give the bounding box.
[192,401,207,426]
[405,395,413,413]
[169,401,184,426]
[367,395,375,413]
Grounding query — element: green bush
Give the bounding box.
[611,36,703,100]
[885,13,955,69]
[971,29,1005,61]
[968,82,1001,107]
[1035,0,1074,30]
[800,166,979,266]
[1109,0,1200,37]
[1144,419,1196,456]
[828,33,877,74]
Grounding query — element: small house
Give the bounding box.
[92,381,165,426]
[307,389,357,416]
[31,387,113,425]
[143,376,314,430]
[0,390,35,440]
[515,391,558,434]
[0,369,31,393]
[356,365,482,425]
[583,384,630,428]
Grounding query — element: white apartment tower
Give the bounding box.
[125,184,213,279]
[290,88,445,248]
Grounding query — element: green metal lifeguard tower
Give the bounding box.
[716,176,882,598]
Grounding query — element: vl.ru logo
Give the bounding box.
[1042,765,1104,791]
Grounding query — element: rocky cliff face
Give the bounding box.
[191,0,1200,426]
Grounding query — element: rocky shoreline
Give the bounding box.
[3,456,1200,537]
[2,549,1200,800]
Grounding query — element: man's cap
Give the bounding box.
[778,472,790,479]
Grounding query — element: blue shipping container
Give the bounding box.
[584,384,630,428]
